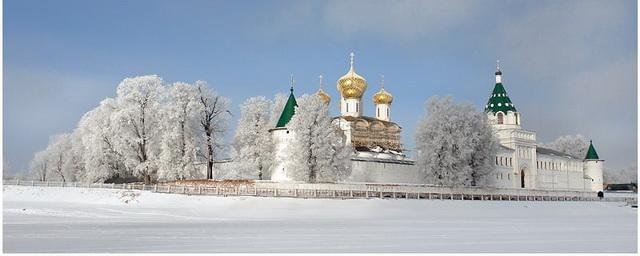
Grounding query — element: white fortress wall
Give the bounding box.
[346,157,420,184]
[535,154,587,191]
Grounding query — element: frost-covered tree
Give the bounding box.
[28,150,49,181]
[194,81,231,180]
[230,96,274,180]
[76,98,128,183]
[158,82,201,180]
[67,130,86,181]
[111,75,165,184]
[25,133,79,182]
[542,134,590,159]
[43,133,75,182]
[415,96,498,187]
[285,95,351,183]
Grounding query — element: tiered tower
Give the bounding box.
[485,61,537,189]
[485,61,520,128]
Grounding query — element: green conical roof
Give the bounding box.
[485,83,517,113]
[585,140,600,160]
[276,88,298,128]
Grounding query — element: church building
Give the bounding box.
[268,53,604,193]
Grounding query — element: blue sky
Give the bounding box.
[3,0,637,174]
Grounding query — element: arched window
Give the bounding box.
[386,108,389,117]
[377,108,379,117]
[356,103,359,112]
[515,113,519,125]
[497,112,504,124]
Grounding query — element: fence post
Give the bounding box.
[365,190,369,198]
[254,187,258,196]
[275,188,278,197]
[350,190,353,198]
[198,186,202,195]
[32,180,35,186]
[46,181,49,187]
[16,179,20,185]
[333,190,336,198]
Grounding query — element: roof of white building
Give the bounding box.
[536,147,580,160]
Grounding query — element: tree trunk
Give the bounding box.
[144,174,151,185]
[206,130,215,180]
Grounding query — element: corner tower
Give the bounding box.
[584,140,604,192]
[270,79,298,181]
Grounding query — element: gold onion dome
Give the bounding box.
[337,52,367,99]
[316,89,331,103]
[373,75,393,104]
[373,88,393,104]
[316,75,331,104]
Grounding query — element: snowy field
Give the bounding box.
[3,185,637,253]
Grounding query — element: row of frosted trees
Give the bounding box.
[25,75,352,184]
[27,75,231,184]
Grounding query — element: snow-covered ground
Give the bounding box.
[3,185,637,253]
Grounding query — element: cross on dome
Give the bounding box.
[289,74,294,92]
[350,52,355,68]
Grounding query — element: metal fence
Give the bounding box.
[4,179,637,205]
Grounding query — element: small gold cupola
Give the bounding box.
[337,52,367,99]
[373,75,393,105]
[316,74,331,104]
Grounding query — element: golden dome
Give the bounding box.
[316,88,331,104]
[373,88,393,104]
[316,74,331,104]
[337,53,367,99]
